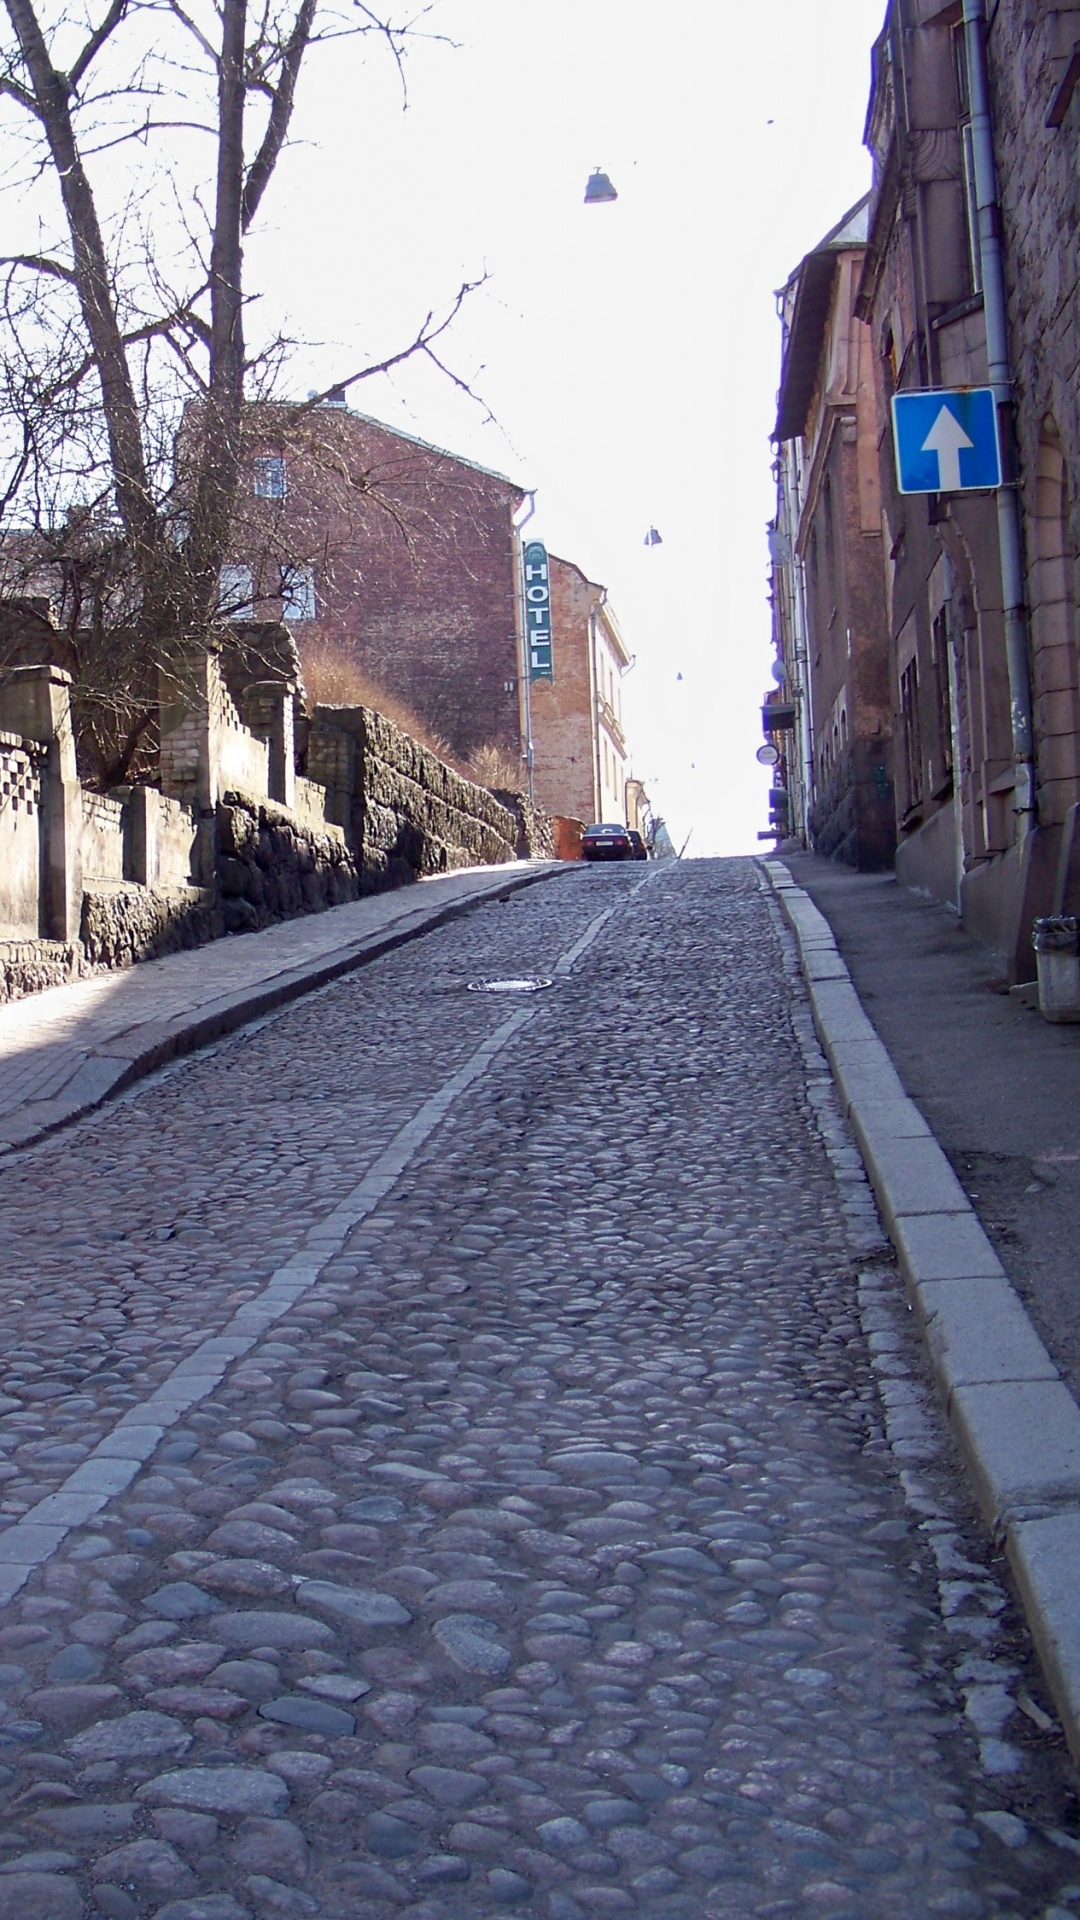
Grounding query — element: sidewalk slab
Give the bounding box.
[0,861,566,1153]
[763,854,1080,1765]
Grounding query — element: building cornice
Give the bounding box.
[774,196,871,442]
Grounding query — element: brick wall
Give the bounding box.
[529,557,629,828]
[228,406,524,763]
[530,559,597,825]
[81,790,126,883]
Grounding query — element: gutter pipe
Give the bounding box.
[512,490,537,804]
[962,0,1036,831]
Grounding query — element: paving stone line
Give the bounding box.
[765,856,1080,1766]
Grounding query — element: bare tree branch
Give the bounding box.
[296,274,490,414]
[0,250,75,281]
[241,0,316,231]
[67,0,130,94]
[0,0,486,787]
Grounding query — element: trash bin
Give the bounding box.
[1032,915,1080,1023]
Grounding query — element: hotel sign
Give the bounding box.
[523,541,553,682]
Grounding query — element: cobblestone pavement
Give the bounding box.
[0,857,1078,1920]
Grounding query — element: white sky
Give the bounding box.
[216,5,888,849]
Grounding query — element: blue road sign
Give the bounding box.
[891,388,1001,495]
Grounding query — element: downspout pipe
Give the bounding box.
[792,549,815,843]
[962,0,1036,832]
[512,491,537,804]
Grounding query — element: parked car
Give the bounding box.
[626,830,649,861]
[581,822,634,861]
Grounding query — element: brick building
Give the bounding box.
[772,196,895,870]
[529,555,631,830]
[772,0,1080,975]
[224,401,526,768]
[773,0,1080,976]
[852,3,1016,926]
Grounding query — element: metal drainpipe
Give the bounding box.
[512,491,537,804]
[962,0,1036,832]
[587,591,607,823]
[786,441,815,843]
[792,552,815,844]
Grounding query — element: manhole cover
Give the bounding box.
[466,977,554,994]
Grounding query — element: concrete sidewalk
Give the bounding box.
[0,860,565,1155]
[765,852,1080,1765]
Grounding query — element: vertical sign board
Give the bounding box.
[891,388,1002,494]
[523,541,553,681]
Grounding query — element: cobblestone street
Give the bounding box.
[0,857,1078,1920]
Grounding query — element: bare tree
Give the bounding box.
[0,0,478,780]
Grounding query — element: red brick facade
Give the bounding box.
[228,405,525,764]
[530,556,630,829]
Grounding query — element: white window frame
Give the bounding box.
[280,563,315,622]
[218,563,254,619]
[253,455,287,499]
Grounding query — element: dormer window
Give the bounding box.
[254,455,287,499]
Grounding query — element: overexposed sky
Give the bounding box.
[22,0,887,853]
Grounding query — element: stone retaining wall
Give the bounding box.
[1,653,531,1003]
[0,937,80,1003]
[215,791,358,934]
[80,883,221,970]
[490,788,556,860]
[307,704,517,890]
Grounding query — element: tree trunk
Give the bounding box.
[2,0,159,563]
[188,0,247,617]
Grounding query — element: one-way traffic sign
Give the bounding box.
[891,388,1001,495]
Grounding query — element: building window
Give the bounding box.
[899,658,923,811]
[254,456,287,499]
[931,608,954,785]
[218,563,253,619]
[280,564,315,622]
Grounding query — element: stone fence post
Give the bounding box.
[0,664,83,941]
[158,650,214,813]
[242,681,296,809]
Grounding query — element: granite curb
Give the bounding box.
[0,860,567,1155]
[762,856,1080,1764]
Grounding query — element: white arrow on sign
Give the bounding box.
[922,404,973,492]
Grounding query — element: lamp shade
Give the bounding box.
[584,168,618,204]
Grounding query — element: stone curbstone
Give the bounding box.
[891,1209,1009,1285]
[1006,1511,1080,1766]
[913,1275,1059,1390]
[853,1130,972,1228]
[949,1380,1080,1528]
